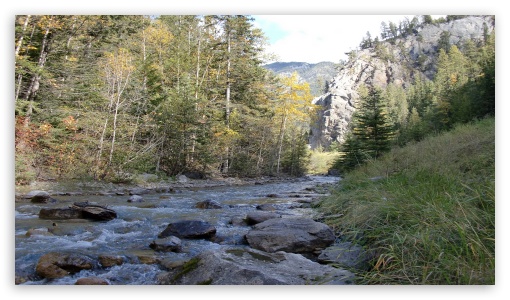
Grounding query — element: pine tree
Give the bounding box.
[333,86,393,172]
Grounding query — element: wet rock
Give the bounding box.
[35,252,96,279]
[39,202,117,221]
[256,204,277,211]
[137,255,159,265]
[99,255,125,268]
[266,193,279,198]
[195,199,222,209]
[71,202,117,221]
[39,208,83,220]
[75,277,109,285]
[246,211,280,225]
[245,218,335,254]
[318,242,373,271]
[24,190,56,203]
[128,195,144,203]
[150,236,182,252]
[158,220,216,239]
[177,175,188,183]
[159,246,354,285]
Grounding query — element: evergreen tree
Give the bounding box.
[333,86,393,172]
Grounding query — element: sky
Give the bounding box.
[252,15,427,64]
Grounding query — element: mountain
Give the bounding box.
[263,61,337,96]
[309,15,495,150]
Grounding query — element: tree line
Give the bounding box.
[15,15,315,184]
[334,28,495,172]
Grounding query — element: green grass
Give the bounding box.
[307,150,340,175]
[317,118,495,284]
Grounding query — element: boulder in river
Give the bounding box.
[195,199,222,209]
[159,246,354,285]
[72,202,117,221]
[150,236,182,252]
[245,218,335,254]
[36,252,96,279]
[24,190,56,203]
[246,211,280,225]
[158,220,216,239]
[39,208,83,220]
[39,202,117,221]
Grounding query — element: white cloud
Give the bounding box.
[254,15,417,63]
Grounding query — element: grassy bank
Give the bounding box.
[317,118,495,284]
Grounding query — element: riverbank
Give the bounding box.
[316,118,495,284]
[15,174,332,199]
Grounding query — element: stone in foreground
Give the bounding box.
[245,217,335,253]
[158,220,216,239]
[159,246,354,285]
[36,252,96,279]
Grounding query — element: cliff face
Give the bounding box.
[309,15,495,150]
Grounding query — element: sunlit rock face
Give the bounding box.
[309,15,494,150]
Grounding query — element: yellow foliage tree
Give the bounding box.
[274,72,314,174]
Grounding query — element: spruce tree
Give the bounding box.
[334,86,393,172]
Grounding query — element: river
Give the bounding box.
[15,176,339,285]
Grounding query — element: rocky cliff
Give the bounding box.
[309,15,495,149]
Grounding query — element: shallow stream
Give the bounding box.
[15,176,338,285]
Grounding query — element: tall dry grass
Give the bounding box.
[318,118,495,284]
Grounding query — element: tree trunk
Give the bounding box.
[15,15,30,59]
[276,114,287,174]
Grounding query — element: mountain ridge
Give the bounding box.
[263,61,337,96]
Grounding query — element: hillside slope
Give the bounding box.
[317,117,495,284]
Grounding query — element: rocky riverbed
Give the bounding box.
[15,175,371,285]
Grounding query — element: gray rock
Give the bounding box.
[150,236,182,252]
[246,211,280,225]
[159,246,354,285]
[158,220,216,239]
[39,203,117,221]
[39,208,83,220]
[318,242,372,271]
[245,218,335,253]
[177,175,188,183]
[195,200,222,209]
[24,190,56,203]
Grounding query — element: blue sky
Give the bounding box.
[252,15,433,64]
